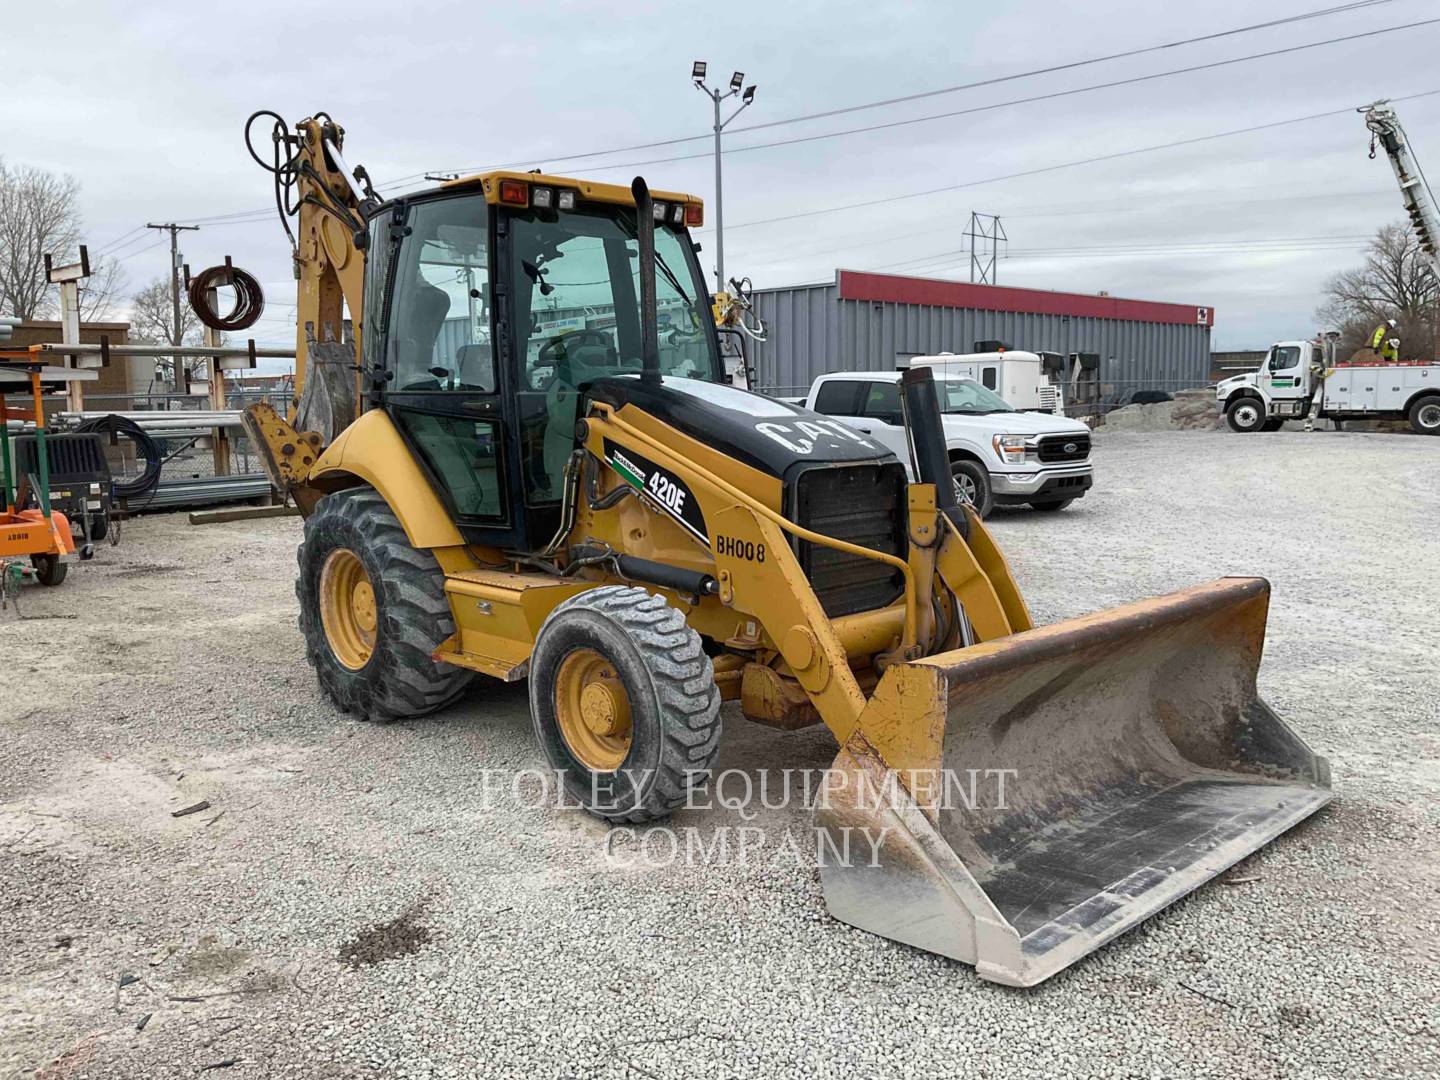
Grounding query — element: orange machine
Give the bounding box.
[1,352,78,589]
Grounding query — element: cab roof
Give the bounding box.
[441,169,702,211]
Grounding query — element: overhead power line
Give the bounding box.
[169,0,1409,227]
[552,18,1440,179]
[424,0,1405,177]
[707,88,1440,235]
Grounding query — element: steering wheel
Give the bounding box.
[538,329,613,373]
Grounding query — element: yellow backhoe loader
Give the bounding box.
[240,111,1330,986]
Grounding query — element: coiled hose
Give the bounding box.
[187,263,265,332]
[75,415,163,499]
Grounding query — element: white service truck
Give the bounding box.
[901,351,1066,414]
[806,370,1093,516]
[1216,339,1440,435]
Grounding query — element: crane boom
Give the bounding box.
[1363,100,1440,276]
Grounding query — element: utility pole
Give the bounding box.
[691,62,757,294]
[964,213,1006,285]
[146,223,199,403]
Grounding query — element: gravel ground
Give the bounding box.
[2,429,1436,1079]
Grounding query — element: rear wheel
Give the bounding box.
[30,554,66,587]
[1409,394,1440,435]
[297,487,472,721]
[950,460,994,519]
[1029,499,1074,512]
[1226,399,1266,433]
[531,585,721,823]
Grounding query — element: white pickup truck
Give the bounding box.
[1217,339,1440,434]
[806,370,1094,516]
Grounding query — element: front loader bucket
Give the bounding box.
[816,577,1330,987]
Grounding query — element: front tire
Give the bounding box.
[531,585,721,823]
[1409,394,1440,435]
[30,554,66,587]
[950,460,994,518]
[297,487,472,721]
[1226,398,1267,433]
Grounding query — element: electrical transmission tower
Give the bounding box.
[965,212,1006,284]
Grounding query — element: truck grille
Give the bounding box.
[1036,433,1090,463]
[791,462,907,619]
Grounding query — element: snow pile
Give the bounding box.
[1102,389,1219,432]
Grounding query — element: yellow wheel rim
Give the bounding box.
[319,547,377,671]
[554,648,632,771]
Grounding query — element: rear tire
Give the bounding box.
[1226,398,1266,433]
[297,487,472,721]
[1409,394,1440,435]
[531,585,721,823]
[30,554,66,587]
[950,460,994,519]
[1029,499,1074,512]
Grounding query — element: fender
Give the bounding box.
[310,409,464,550]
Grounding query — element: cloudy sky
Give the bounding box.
[5,0,1437,365]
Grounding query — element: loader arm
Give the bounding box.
[240,113,370,506]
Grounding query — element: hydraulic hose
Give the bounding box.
[188,263,265,332]
[75,415,163,499]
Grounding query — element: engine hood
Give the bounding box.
[1218,373,1257,393]
[586,374,894,478]
[946,410,1089,436]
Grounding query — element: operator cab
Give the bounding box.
[365,172,719,550]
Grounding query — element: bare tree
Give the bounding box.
[129,277,203,346]
[1317,222,1438,360]
[0,157,125,321]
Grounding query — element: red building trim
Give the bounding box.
[836,270,1214,328]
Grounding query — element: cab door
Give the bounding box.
[1263,345,1305,404]
[368,195,517,544]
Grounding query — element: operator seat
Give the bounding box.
[542,338,616,497]
[395,271,451,389]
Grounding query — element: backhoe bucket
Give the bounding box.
[817,577,1330,987]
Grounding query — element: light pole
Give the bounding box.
[692,62,756,294]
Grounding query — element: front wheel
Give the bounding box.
[1409,394,1440,435]
[30,554,67,587]
[1226,399,1267,433]
[530,586,722,823]
[950,460,994,518]
[297,487,473,721]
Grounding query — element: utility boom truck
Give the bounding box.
[236,110,1330,987]
[1217,338,1440,434]
[1219,102,1440,436]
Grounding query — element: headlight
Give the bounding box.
[992,434,1028,463]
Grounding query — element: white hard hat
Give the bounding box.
[1388,337,1400,348]
[1387,318,1398,328]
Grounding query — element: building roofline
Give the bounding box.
[832,270,1213,328]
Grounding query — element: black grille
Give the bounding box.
[14,434,111,482]
[1036,433,1090,463]
[792,462,907,619]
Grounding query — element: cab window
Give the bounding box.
[813,379,864,415]
[387,198,494,393]
[1270,345,1301,372]
[859,381,903,424]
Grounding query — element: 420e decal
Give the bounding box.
[602,439,709,546]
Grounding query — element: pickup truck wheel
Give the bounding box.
[1226,399,1266,432]
[950,460,993,518]
[1029,499,1074,512]
[1409,395,1440,435]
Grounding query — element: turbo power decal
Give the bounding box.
[602,438,709,546]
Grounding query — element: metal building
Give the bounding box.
[749,270,1214,403]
